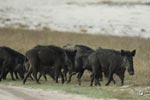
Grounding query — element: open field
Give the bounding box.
[0,28,150,100]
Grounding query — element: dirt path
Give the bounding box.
[0,85,116,100]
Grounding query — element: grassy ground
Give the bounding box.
[0,28,150,100]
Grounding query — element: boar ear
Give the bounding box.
[131,50,136,56]
[121,50,125,56]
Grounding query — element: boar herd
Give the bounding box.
[0,44,136,86]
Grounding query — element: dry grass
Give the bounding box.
[0,28,150,86]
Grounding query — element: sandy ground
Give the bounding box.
[0,0,150,38]
[0,85,117,100]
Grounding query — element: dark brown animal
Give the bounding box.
[23,45,71,84]
[88,49,136,86]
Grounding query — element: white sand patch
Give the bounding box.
[0,0,150,38]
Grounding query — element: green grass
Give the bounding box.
[0,78,148,100]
